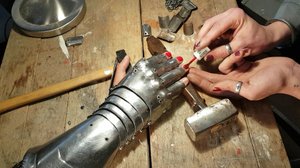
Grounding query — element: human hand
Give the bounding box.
[187,57,299,100]
[113,55,131,86]
[194,8,292,74]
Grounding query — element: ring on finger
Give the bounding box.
[234,81,243,94]
[225,43,233,55]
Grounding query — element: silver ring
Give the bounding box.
[235,81,243,94]
[225,44,233,55]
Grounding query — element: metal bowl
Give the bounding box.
[12,0,86,38]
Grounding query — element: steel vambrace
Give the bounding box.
[18,53,186,168]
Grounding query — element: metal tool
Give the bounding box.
[182,83,206,112]
[183,83,238,141]
[12,0,86,37]
[169,0,197,33]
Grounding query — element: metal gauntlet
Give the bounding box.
[19,54,186,168]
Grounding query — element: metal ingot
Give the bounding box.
[183,22,194,36]
[12,0,86,37]
[157,29,176,42]
[158,16,170,29]
[184,99,238,141]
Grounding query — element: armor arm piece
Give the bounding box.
[21,115,122,168]
[19,54,186,168]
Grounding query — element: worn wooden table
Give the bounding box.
[0,0,290,167]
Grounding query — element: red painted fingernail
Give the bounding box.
[212,87,222,92]
[235,50,240,56]
[193,44,197,50]
[205,55,214,62]
[164,51,172,59]
[176,56,183,63]
[193,41,200,50]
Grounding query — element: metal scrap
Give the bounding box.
[165,0,184,11]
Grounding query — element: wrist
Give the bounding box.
[264,21,292,47]
[280,60,300,99]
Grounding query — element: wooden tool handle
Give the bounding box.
[0,66,113,114]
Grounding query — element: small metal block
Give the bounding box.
[183,22,194,36]
[142,24,152,37]
[65,36,84,47]
[157,29,176,42]
[158,16,170,29]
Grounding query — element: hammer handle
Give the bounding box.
[182,83,207,112]
[0,66,113,114]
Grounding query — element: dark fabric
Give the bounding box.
[274,0,300,42]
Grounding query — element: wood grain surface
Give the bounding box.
[0,0,290,167]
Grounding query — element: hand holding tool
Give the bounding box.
[183,47,211,69]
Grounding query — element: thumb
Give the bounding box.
[113,55,130,86]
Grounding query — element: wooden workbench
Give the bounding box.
[0,0,290,167]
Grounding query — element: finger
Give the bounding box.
[148,52,172,65]
[187,72,213,93]
[166,80,186,99]
[198,14,237,50]
[203,39,242,61]
[218,53,243,74]
[188,67,226,83]
[187,73,237,97]
[160,67,186,87]
[210,79,250,98]
[195,10,231,47]
[234,60,253,73]
[156,56,183,76]
[180,77,189,86]
[113,55,130,86]
[218,48,251,74]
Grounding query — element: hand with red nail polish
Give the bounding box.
[194,8,293,74]
[187,57,300,100]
